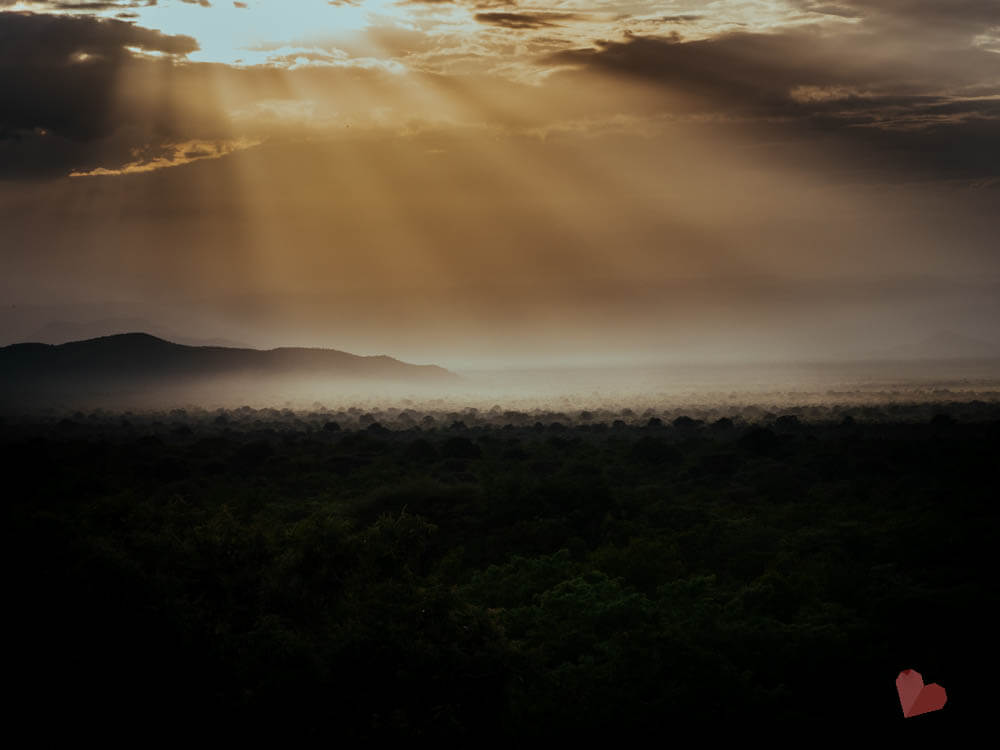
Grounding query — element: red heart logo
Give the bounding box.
[896,669,947,718]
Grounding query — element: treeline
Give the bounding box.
[5,397,1000,433]
[4,411,995,737]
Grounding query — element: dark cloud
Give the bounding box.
[474,12,575,30]
[0,11,200,178]
[801,0,1000,28]
[549,25,1000,183]
[551,29,1000,107]
[0,1,159,9]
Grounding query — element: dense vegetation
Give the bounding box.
[5,403,995,737]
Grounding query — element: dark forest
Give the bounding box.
[5,403,993,737]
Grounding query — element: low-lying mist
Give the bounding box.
[6,358,1000,427]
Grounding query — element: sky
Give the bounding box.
[1,0,999,368]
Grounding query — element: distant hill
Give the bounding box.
[0,333,458,407]
[26,319,250,349]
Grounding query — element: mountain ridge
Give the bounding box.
[2,331,450,363]
[0,332,458,407]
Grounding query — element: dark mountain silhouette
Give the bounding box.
[26,319,251,349]
[0,333,458,406]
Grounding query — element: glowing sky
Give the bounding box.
[2,0,999,366]
[4,1,844,70]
